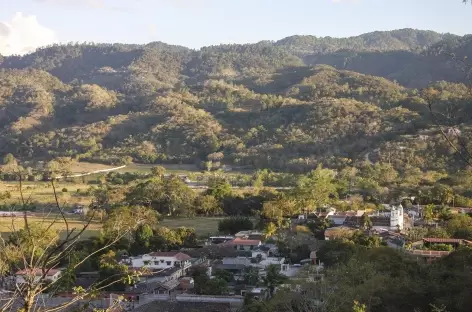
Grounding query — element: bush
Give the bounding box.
[218,217,253,235]
[430,243,453,251]
[61,188,68,193]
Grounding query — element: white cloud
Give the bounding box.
[0,12,57,56]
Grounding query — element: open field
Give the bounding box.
[159,217,223,236]
[116,163,200,174]
[69,162,114,174]
[0,181,93,206]
[0,214,102,232]
[0,214,102,241]
[0,214,223,240]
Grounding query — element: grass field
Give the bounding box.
[0,181,93,206]
[0,214,102,232]
[0,213,222,240]
[159,217,223,236]
[69,162,114,173]
[116,163,200,174]
[0,214,102,241]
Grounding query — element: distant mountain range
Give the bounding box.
[0,28,471,172]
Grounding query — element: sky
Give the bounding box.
[0,0,471,55]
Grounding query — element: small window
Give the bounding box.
[143,261,150,265]
[154,261,159,265]
[160,260,165,263]
[166,261,172,266]
[239,246,245,250]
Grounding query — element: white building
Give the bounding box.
[126,252,192,270]
[16,268,62,285]
[390,205,404,231]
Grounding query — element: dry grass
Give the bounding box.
[69,162,113,174]
[0,214,102,232]
[116,163,200,174]
[0,214,102,241]
[0,181,93,205]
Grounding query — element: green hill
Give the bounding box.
[0,29,471,173]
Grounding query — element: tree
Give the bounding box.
[218,217,254,235]
[264,222,278,239]
[423,204,435,224]
[2,153,17,166]
[130,224,154,255]
[206,177,232,200]
[126,176,195,216]
[353,301,367,312]
[195,194,221,216]
[293,165,337,212]
[360,213,373,230]
[262,264,287,298]
[242,267,260,286]
[214,269,234,283]
[0,179,151,312]
[150,166,166,178]
[192,267,228,295]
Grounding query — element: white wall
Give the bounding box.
[130,255,190,270]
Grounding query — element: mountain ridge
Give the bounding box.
[0,28,471,174]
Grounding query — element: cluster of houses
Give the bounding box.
[315,204,472,264]
[7,230,319,312]
[7,203,472,311]
[117,230,315,299]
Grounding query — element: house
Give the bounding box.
[125,251,192,270]
[343,206,405,231]
[226,238,262,251]
[130,267,184,294]
[16,268,62,285]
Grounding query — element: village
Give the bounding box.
[3,200,471,312]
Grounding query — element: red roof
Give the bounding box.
[423,238,464,244]
[148,252,191,261]
[228,238,261,246]
[16,268,61,276]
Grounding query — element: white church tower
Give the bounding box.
[390,205,404,231]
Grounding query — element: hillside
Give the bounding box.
[0,29,471,173]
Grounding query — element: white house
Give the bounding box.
[16,268,62,285]
[127,252,192,270]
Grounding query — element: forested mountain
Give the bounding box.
[0,29,471,173]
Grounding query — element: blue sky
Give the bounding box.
[0,0,471,55]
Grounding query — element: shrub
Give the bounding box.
[218,217,253,235]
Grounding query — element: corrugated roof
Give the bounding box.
[227,238,261,246]
[148,252,192,261]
